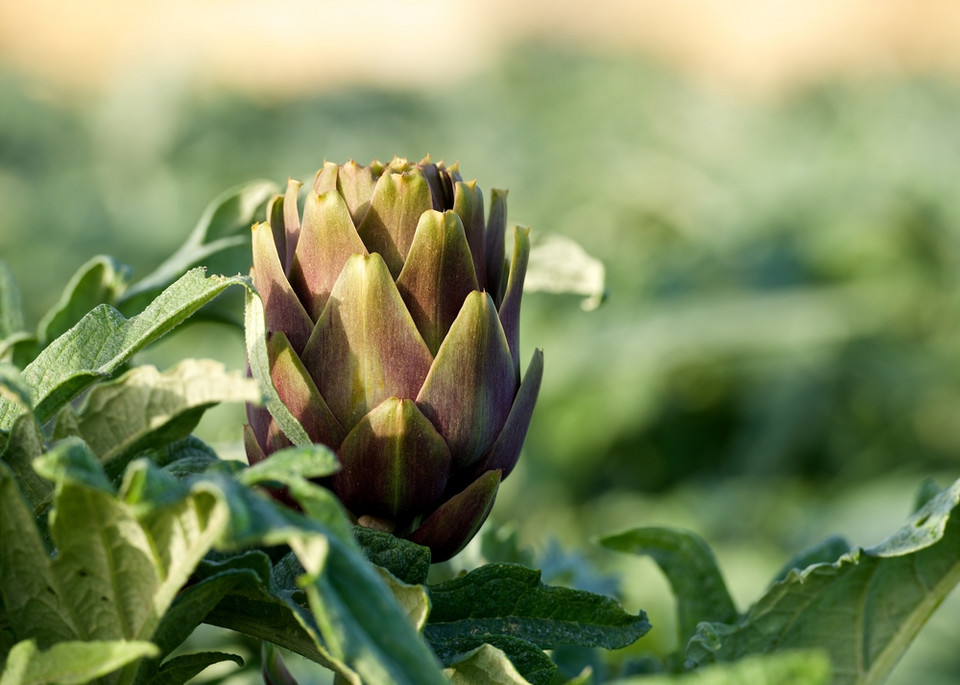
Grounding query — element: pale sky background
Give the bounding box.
[3,0,960,95]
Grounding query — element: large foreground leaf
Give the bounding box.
[684,477,960,685]
[1,639,158,685]
[0,441,230,684]
[53,359,261,472]
[0,268,250,430]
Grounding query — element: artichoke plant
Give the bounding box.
[244,157,543,561]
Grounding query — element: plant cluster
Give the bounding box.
[1,165,959,685]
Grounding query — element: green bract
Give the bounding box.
[245,157,543,562]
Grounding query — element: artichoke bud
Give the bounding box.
[246,157,543,562]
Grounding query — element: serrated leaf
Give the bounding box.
[0,639,159,685]
[610,650,831,685]
[599,528,737,648]
[425,563,650,651]
[353,526,432,585]
[686,477,960,685]
[141,651,243,685]
[37,255,132,346]
[52,359,261,470]
[132,569,254,685]
[0,269,251,431]
[118,180,278,318]
[769,535,850,585]
[444,643,533,685]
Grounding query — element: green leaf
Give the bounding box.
[140,652,243,685]
[118,180,278,318]
[0,463,78,649]
[524,233,606,311]
[0,268,251,430]
[37,255,132,346]
[291,534,449,685]
[425,563,650,650]
[239,444,340,486]
[443,643,533,685]
[0,363,30,409]
[599,528,737,648]
[769,535,850,585]
[433,636,554,685]
[610,650,831,685]
[132,569,253,685]
[685,477,960,685]
[353,526,432,585]
[0,414,51,514]
[0,639,159,685]
[244,288,311,447]
[52,359,261,471]
[2,441,230,685]
[0,261,24,342]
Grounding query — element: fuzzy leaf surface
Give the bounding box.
[686,477,960,685]
[0,269,250,430]
[37,255,132,346]
[52,359,261,470]
[426,563,650,651]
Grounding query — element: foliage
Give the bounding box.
[3,45,960,683]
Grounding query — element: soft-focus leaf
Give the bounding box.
[37,255,131,346]
[610,650,831,685]
[0,639,159,685]
[599,528,737,648]
[425,563,650,651]
[261,642,299,685]
[0,261,24,341]
[524,233,606,310]
[118,180,277,317]
[0,363,30,409]
[140,652,243,685]
[0,269,250,430]
[443,643,533,685]
[0,414,50,514]
[686,478,960,685]
[52,359,261,471]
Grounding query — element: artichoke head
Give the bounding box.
[245,157,543,562]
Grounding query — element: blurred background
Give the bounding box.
[3,0,960,682]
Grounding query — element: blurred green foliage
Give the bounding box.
[3,44,960,682]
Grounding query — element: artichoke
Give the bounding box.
[244,157,543,561]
